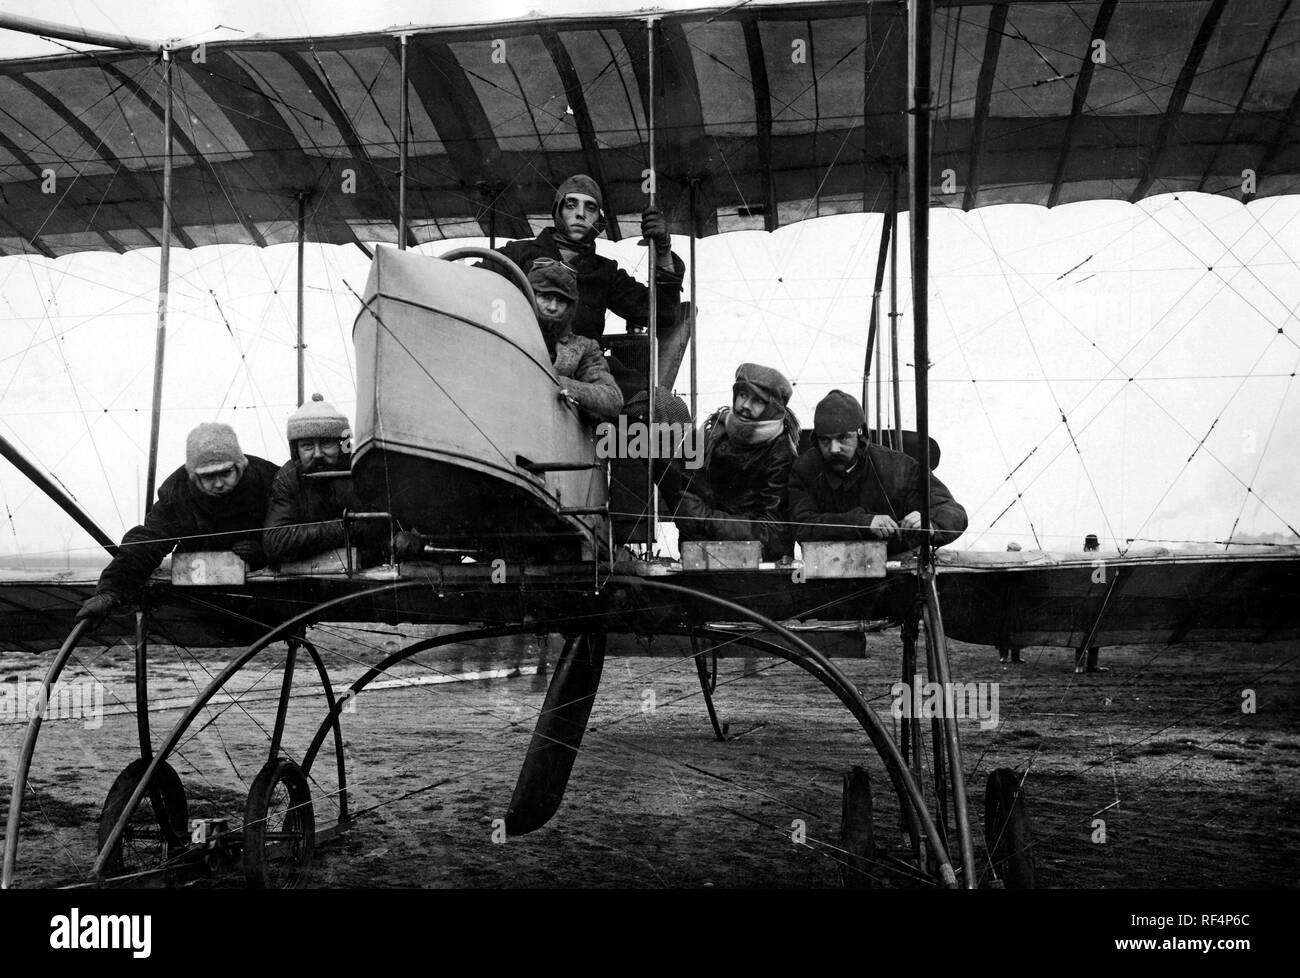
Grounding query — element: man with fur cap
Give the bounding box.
[663,363,799,562]
[74,423,279,632]
[490,174,685,342]
[263,394,417,565]
[788,390,967,555]
[529,261,623,422]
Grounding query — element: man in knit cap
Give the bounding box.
[788,390,967,555]
[663,363,799,562]
[263,393,414,565]
[74,423,279,632]
[488,173,685,342]
[528,262,623,422]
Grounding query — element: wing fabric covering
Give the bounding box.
[1,1,1298,256]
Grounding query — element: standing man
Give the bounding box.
[664,363,799,562]
[75,423,279,632]
[787,390,967,554]
[528,262,623,422]
[998,541,1025,664]
[1076,533,1107,673]
[491,174,685,342]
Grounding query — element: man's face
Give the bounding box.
[297,438,343,473]
[817,430,860,472]
[557,193,601,242]
[732,389,769,422]
[534,290,573,337]
[195,464,241,497]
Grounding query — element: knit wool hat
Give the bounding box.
[732,363,793,408]
[625,386,693,427]
[528,262,579,302]
[552,174,604,225]
[813,389,865,436]
[287,393,350,444]
[185,422,248,477]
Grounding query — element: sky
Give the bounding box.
[1,1,1298,563]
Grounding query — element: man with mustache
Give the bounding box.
[528,261,622,421]
[489,174,684,343]
[74,422,279,633]
[664,363,799,562]
[788,390,967,554]
[263,394,417,565]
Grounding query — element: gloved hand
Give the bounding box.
[391,530,427,562]
[75,593,119,632]
[640,206,671,250]
[231,539,268,571]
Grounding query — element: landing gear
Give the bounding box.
[97,758,188,883]
[839,765,876,888]
[984,768,1035,889]
[243,758,315,889]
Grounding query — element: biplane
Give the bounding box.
[1,0,1299,889]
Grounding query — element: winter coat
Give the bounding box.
[787,442,967,553]
[94,456,280,602]
[670,408,797,561]
[492,229,684,341]
[263,458,367,565]
[552,332,623,421]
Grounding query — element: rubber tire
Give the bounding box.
[243,758,315,889]
[839,765,876,888]
[97,758,188,882]
[984,768,1035,889]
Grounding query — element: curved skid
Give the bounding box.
[2,618,90,889]
[608,576,958,888]
[301,623,539,776]
[296,638,349,821]
[91,580,429,879]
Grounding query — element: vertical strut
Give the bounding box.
[689,179,699,420]
[909,0,933,553]
[144,48,174,507]
[862,203,893,431]
[645,16,660,553]
[398,33,409,250]
[889,166,903,453]
[296,192,306,407]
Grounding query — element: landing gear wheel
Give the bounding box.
[839,765,875,888]
[243,758,315,889]
[984,768,1035,889]
[97,758,188,883]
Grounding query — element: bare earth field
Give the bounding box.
[2,626,1298,889]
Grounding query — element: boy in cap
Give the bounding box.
[788,390,967,555]
[263,393,412,565]
[489,173,685,342]
[528,262,623,421]
[664,363,800,562]
[74,423,279,632]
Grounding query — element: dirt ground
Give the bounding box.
[3,625,1298,889]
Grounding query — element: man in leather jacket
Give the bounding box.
[788,390,967,555]
[75,423,278,632]
[489,174,685,342]
[663,363,798,562]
